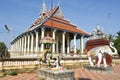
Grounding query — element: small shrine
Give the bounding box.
[40,34,55,64]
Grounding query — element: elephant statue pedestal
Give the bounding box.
[84,66,113,74]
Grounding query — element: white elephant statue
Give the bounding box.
[87,42,117,67]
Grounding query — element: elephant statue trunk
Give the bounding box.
[108,42,118,56]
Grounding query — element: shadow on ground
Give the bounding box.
[76,78,91,80]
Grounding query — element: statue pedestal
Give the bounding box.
[84,66,113,74]
[38,69,74,80]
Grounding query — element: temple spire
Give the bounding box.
[39,0,47,17]
[54,6,64,18]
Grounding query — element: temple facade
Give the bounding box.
[10,2,90,58]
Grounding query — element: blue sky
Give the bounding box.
[0,0,120,49]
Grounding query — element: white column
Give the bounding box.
[13,43,15,52]
[16,40,18,53]
[41,28,45,52]
[18,39,20,53]
[24,35,27,53]
[18,38,20,53]
[11,44,13,52]
[56,36,59,53]
[67,33,70,53]
[52,29,56,53]
[17,40,19,53]
[80,36,84,53]
[74,34,77,53]
[21,36,24,54]
[15,40,17,52]
[14,42,16,52]
[62,31,66,53]
[35,30,39,53]
[13,42,15,52]
[27,34,30,53]
[15,40,17,53]
[31,32,34,53]
[14,42,15,52]
[12,43,14,52]
[17,40,18,52]
[20,37,22,54]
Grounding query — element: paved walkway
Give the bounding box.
[0,65,120,80]
[74,65,120,80]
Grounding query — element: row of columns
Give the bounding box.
[51,29,84,54]
[11,31,39,54]
[11,27,84,55]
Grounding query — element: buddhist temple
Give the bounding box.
[10,1,90,58]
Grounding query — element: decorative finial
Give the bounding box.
[39,0,47,17]
[96,23,100,31]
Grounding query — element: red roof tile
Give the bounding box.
[44,16,90,36]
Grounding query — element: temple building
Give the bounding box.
[10,1,90,58]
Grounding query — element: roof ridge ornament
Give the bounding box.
[39,0,47,17]
[26,6,60,32]
[54,6,64,18]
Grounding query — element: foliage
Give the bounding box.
[8,71,17,76]
[117,31,120,36]
[108,34,115,41]
[105,34,115,41]
[0,42,7,58]
[0,42,7,53]
[114,31,120,55]
[0,42,10,59]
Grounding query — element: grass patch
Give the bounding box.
[8,71,17,76]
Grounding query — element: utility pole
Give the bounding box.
[108,13,112,35]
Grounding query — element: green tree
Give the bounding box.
[0,42,9,59]
[114,31,120,55]
[108,34,115,41]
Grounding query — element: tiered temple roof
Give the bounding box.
[26,5,90,36]
[11,3,90,43]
